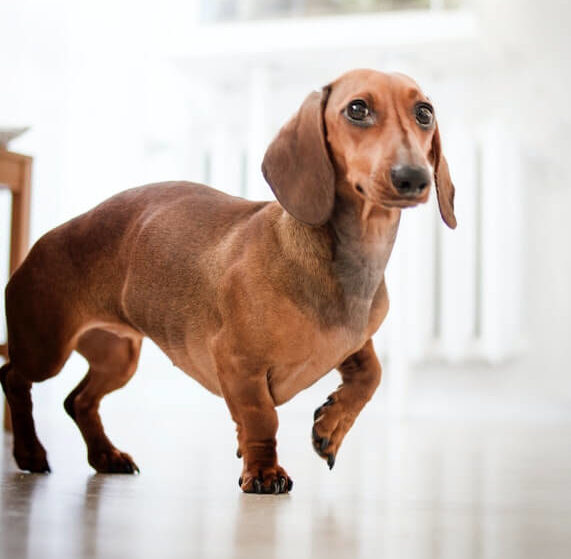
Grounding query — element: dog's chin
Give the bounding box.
[369,190,430,210]
[379,197,426,209]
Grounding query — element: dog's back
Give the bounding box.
[4,181,267,375]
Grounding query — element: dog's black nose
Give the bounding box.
[390,165,431,196]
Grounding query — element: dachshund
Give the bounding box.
[0,69,455,493]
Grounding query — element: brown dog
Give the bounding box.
[0,69,455,493]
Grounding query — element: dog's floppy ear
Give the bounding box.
[262,88,335,226]
[431,124,457,230]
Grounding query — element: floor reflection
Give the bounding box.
[0,471,43,559]
[1,405,571,559]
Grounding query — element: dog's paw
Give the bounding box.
[14,448,51,473]
[89,448,139,474]
[312,394,355,469]
[239,464,293,494]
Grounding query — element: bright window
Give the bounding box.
[201,0,461,22]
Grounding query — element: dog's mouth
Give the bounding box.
[356,182,430,209]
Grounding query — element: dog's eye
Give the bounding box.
[415,103,434,128]
[347,100,369,120]
[345,99,372,125]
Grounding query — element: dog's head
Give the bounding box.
[262,69,456,229]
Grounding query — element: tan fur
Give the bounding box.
[0,69,456,493]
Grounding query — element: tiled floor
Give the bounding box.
[1,364,571,559]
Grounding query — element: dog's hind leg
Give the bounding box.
[65,328,142,473]
[1,303,79,472]
[1,362,53,472]
[1,240,92,472]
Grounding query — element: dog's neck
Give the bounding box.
[275,188,400,330]
[328,189,400,301]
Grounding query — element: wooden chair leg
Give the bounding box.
[2,153,32,432]
[1,343,10,431]
[9,159,32,272]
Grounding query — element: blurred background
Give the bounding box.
[1,2,571,557]
[0,0,570,429]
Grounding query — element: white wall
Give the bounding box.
[472,0,571,402]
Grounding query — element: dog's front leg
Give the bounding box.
[312,339,382,468]
[217,360,293,494]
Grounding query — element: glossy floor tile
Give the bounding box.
[1,370,571,559]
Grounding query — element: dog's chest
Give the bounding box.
[264,329,357,405]
[261,291,386,406]
[165,272,386,406]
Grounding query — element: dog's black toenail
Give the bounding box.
[312,426,321,443]
[320,437,329,452]
[279,477,287,493]
[314,396,335,421]
[327,454,335,470]
[287,478,293,491]
[236,449,242,459]
[238,476,243,487]
[271,480,280,494]
[253,479,262,494]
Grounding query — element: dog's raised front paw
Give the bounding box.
[239,464,293,494]
[312,394,355,469]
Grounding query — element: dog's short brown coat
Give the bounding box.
[0,69,455,493]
